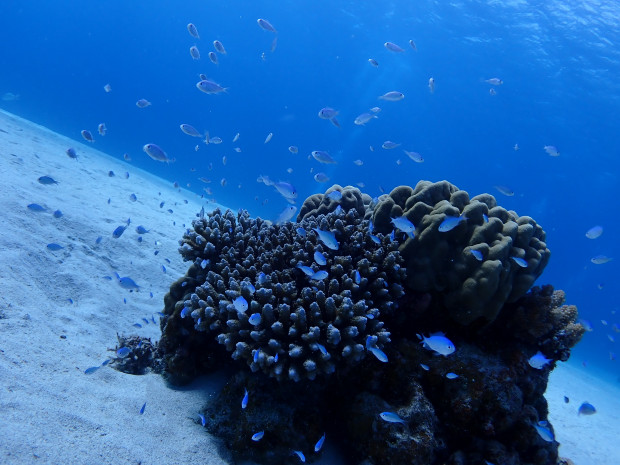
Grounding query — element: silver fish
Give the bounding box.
[213,40,226,54]
[378,91,404,101]
[275,205,297,225]
[591,255,612,265]
[2,92,20,101]
[543,145,560,157]
[257,18,277,33]
[494,185,514,197]
[274,181,297,200]
[81,130,94,142]
[314,172,329,183]
[196,79,227,94]
[312,150,337,164]
[180,124,202,137]
[187,23,200,39]
[318,107,339,119]
[384,41,404,52]
[354,112,377,126]
[143,143,174,163]
[382,141,400,150]
[403,150,424,163]
[585,225,603,239]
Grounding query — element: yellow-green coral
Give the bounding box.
[372,180,550,326]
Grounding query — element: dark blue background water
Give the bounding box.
[1,0,618,379]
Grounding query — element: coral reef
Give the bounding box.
[153,182,583,465]
[159,203,405,382]
[371,180,550,327]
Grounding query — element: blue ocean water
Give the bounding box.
[1,0,618,379]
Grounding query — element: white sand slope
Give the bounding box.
[0,110,617,465]
[0,109,233,464]
[547,362,620,465]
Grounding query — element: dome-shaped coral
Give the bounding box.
[372,180,550,326]
[297,184,373,221]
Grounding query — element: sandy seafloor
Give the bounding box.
[0,109,618,465]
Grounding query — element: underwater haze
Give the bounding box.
[1,0,619,379]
